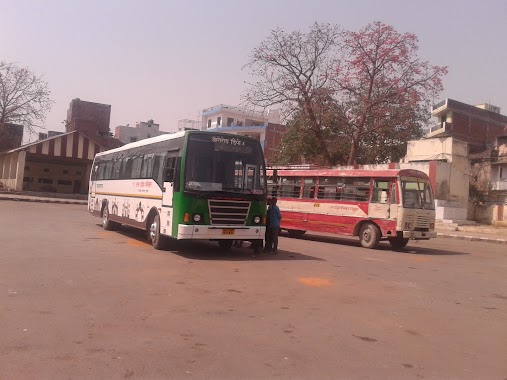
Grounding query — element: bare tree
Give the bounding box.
[0,61,53,137]
[243,23,342,165]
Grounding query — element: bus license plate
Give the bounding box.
[222,229,235,235]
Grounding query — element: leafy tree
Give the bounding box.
[244,22,447,166]
[0,61,53,138]
[275,93,350,165]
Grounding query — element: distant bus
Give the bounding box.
[267,168,436,249]
[89,131,267,250]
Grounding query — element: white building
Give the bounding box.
[201,105,280,131]
[115,119,168,144]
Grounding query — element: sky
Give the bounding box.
[2,0,506,142]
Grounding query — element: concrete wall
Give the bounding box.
[404,137,470,209]
[473,204,507,226]
[0,151,26,190]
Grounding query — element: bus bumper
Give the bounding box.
[177,225,265,240]
[402,230,437,239]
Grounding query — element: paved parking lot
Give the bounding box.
[1,201,506,379]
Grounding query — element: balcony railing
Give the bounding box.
[432,99,447,111]
[428,122,452,134]
[492,179,507,191]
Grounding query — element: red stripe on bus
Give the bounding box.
[280,211,397,236]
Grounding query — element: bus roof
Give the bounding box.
[267,168,430,179]
[94,130,262,158]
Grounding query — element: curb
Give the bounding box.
[0,196,87,205]
[437,233,507,245]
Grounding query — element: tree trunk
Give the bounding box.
[303,98,333,166]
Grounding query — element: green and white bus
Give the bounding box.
[88,131,267,250]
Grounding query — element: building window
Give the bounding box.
[217,117,221,126]
[63,170,69,174]
[227,118,234,126]
[25,166,30,171]
[500,167,507,179]
[43,168,50,173]
[38,178,53,184]
[130,137,137,142]
[57,180,72,185]
[207,119,212,129]
[76,171,82,175]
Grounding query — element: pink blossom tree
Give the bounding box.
[244,22,448,165]
[337,22,448,164]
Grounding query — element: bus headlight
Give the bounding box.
[193,214,202,223]
[404,222,413,230]
[253,216,261,224]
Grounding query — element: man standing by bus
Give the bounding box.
[264,197,282,253]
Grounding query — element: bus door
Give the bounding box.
[369,179,392,219]
[161,152,178,234]
[90,164,98,199]
[388,180,399,220]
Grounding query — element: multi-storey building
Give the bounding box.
[428,99,507,152]
[66,98,122,150]
[115,119,168,144]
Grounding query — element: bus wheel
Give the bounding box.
[288,229,306,238]
[102,206,116,231]
[149,214,165,250]
[359,223,381,249]
[218,240,233,250]
[388,237,409,250]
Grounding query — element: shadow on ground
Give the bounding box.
[282,232,471,256]
[107,224,324,262]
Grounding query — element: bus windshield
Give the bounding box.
[401,177,435,210]
[184,133,266,195]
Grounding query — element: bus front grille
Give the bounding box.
[416,215,431,229]
[209,200,251,226]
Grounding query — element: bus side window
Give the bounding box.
[279,177,301,198]
[267,176,279,197]
[303,178,316,199]
[317,177,344,199]
[164,157,176,182]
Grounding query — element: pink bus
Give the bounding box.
[267,168,437,249]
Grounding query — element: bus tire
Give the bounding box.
[359,223,381,249]
[218,240,233,250]
[287,229,306,238]
[149,213,165,250]
[388,237,409,250]
[102,205,117,231]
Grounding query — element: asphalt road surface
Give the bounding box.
[1,201,506,379]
